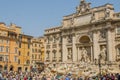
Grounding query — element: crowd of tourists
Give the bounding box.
[0,71,120,80]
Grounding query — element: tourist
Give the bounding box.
[65,76,70,80]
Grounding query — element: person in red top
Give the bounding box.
[24,75,28,80]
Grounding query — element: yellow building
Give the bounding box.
[18,34,33,72]
[31,37,45,72]
[0,23,21,72]
[0,22,33,72]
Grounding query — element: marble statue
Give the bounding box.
[100,46,107,64]
[80,47,89,62]
[67,49,72,60]
[67,35,72,43]
[105,8,110,18]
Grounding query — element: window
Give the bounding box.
[19,42,21,48]
[60,36,62,43]
[0,39,2,43]
[35,49,37,53]
[47,52,50,59]
[39,55,41,59]
[19,35,22,41]
[15,47,18,53]
[35,44,37,47]
[26,60,30,64]
[28,44,30,49]
[0,56,3,61]
[18,51,21,56]
[32,49,34,53]
[0,46,4,52]
[38,49,41,53]
[6,46,9,53]
[27,38,31,43]
[0,39,3,43]
[18,59,20,64]
[16,41,18,45]
[5,56,8,62]
[1,40,3,43]
[47,37,50,44]
[35,54,37,59]
[53,36,56,43]
[27,52,30,56]
[52,50,56,58]
[28,38,31,49]
[14,56,17,62]
[6,40,9,44]
[118,48,120,55]
[116,26,120,34]
[32,54,34,59]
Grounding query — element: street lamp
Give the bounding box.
[98,54,101,77]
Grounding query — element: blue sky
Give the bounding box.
[0,0,119,37]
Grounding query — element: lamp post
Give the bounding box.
[98,54,101,77]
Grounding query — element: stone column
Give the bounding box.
[78,47,82,61]
[91,46,93,61]
[77,47,80,62]
[72,35,77,62]
[107,28,115,61]
[93,30,100,60]
[50,47,52,62]
[76,47,78,62]
[62,36,67,62]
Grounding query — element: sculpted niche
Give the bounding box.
[99,46,107,64]
[67,48,72,61]
[80,47,90,62]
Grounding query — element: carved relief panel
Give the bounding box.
[99,29,107,40]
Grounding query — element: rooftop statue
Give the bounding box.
[76,0,91,14]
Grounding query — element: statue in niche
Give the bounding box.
[105,8,110,18]
[67,49,72,60]
[80,47,90,62]
[99,46,107,64]
[67,35,72,43]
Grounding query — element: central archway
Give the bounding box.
[77,35,92,62]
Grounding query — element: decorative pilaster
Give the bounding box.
[62,36,67,62]
[93,30,100,60]
[72,35,77,62]
[78,47,82,62]
[106,27,115,61]
[91,46,93,61]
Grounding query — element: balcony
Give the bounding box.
[52,57,57,62]
[59,57,62,62]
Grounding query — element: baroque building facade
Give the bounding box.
[44,27,62,63]
[44,0,120,64]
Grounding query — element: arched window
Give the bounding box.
[26,60,30,64]
[18,59,20,64]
